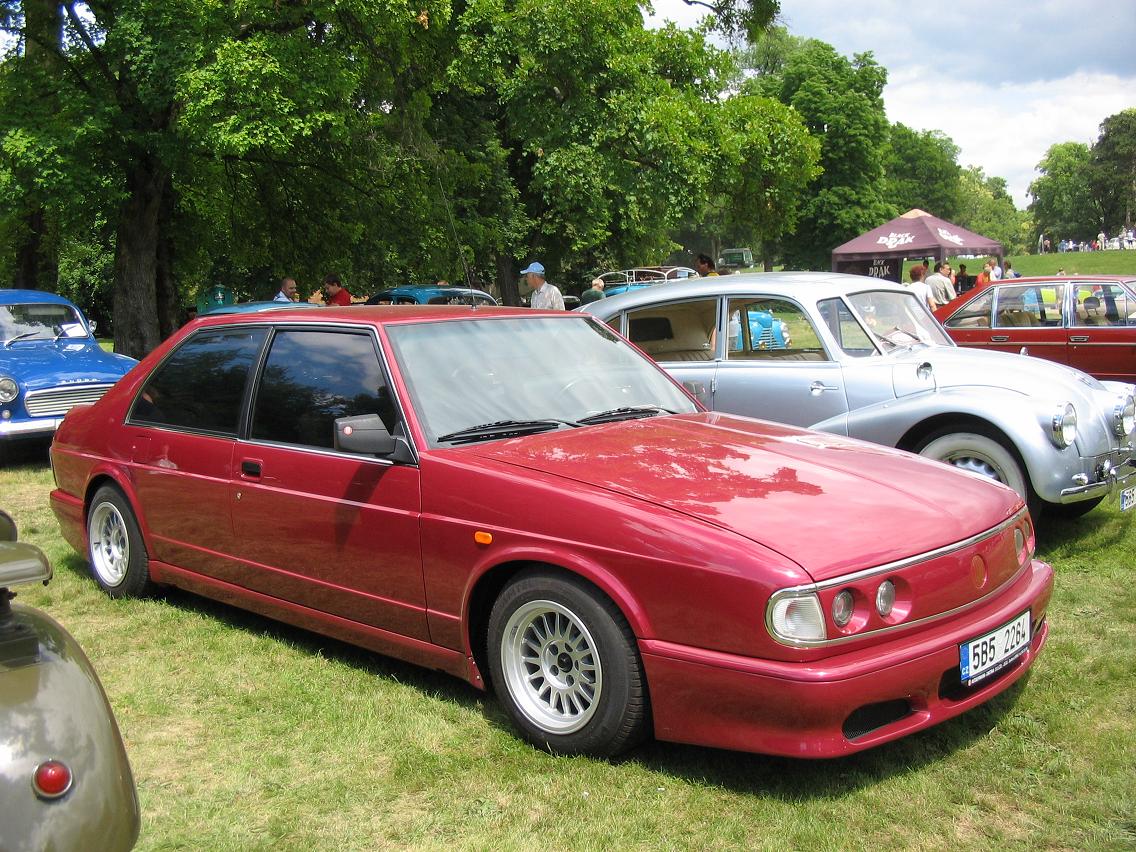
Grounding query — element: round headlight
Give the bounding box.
[1051,403,1077,448]
[0,376,18,404]
[1114,395,1135,438]
[876,580,896,617]
[832,590,855,627]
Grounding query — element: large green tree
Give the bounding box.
[1091,108,1136,232]
[882,123,962,221]
[746,38,894,269]
[959,166,1028,254]
[1,0,451,356]
[1027,142,1099,244]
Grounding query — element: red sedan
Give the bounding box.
[50,306,1052,758]
[935,275,1136,381]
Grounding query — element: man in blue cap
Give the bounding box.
[520,261,565,310]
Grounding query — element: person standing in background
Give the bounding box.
[580,278,606,304]
[323,273,353,306]
[274,277,298,302]
[521,262,565,310]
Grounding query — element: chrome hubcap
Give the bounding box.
[88,503,129,586]
[945,453,1004,483]
[501,600,602,734]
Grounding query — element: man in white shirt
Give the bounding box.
[521,261,565,310]
[991,259,1004,280]
[925,261,956,306]
[274,277,298,302]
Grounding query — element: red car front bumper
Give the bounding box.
[641,558,1054,758]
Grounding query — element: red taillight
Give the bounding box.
[32,760,73,799]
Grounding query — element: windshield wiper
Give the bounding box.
[3,331,41,348]
[436,419,577,445]
[576,405,675,425]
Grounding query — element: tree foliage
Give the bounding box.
[745,37,893,269]
[1028,142,1099,243]
[958,166,1028,254]
[1091,107,1136,232]
[882,123,962,221]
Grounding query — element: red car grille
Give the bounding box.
[24,384,113,417]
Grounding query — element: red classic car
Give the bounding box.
[50,306,1053,758]
[934,275,1136,381]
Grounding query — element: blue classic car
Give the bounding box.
[0,290,136,451]
[366,285,498,306]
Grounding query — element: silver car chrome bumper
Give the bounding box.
[0,416,63,438]
[1059,455,1136,502]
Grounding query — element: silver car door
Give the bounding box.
[712,296,850,432]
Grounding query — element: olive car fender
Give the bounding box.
[2,604,140,851]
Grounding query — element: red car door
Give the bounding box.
[125,326,268,578]
[1067,281,1136,381]
[228,327,429,640]
[983,283,1069,367]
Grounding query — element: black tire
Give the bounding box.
[916,428,1042,520]
[487,569,649,757]
[1043,496,1105,522]
[86,485,156,598]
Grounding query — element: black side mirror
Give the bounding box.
[335,414,397,456]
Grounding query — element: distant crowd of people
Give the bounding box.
[1037,229,1136,254]
[905,256,1017,311]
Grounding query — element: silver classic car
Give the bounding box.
[583,272,1136,521]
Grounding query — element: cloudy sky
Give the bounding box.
[646,0,1136,208]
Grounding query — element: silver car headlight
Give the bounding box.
[767,591,826,643]
[1114,395,1135,438]
[0,376,18,404]
[1051,403,1077,448]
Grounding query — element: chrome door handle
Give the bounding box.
[1070,335,1089,342]
[990,335,1010,342]
[809,381,838,396]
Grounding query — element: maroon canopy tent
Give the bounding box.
[831,209,1003,283]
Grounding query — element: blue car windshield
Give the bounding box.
[1,303,88,344]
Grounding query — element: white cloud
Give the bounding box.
[885,71,1134,206]
[645,0,1136,209]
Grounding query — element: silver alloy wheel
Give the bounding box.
[944,453,1006,482]
[88,502,130,587]
[500,599,603,734]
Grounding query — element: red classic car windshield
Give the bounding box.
[1,303,88,344]
[385,315,699,445]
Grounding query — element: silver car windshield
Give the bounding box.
[1,303,88,344]
[845,290,952,352]
[385,316,699,446]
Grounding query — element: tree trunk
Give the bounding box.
[13,209,56,291]
[155,177,180,339]
[496,253,519,306]
[113,155,166,358]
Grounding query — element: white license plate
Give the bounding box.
[960,611,1031,686]
[1121,486,1136,512]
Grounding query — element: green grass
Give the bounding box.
[3,447,1134,850]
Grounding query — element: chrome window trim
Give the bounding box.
[766,507,1029,648]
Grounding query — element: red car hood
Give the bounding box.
[464,413,1022,582]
